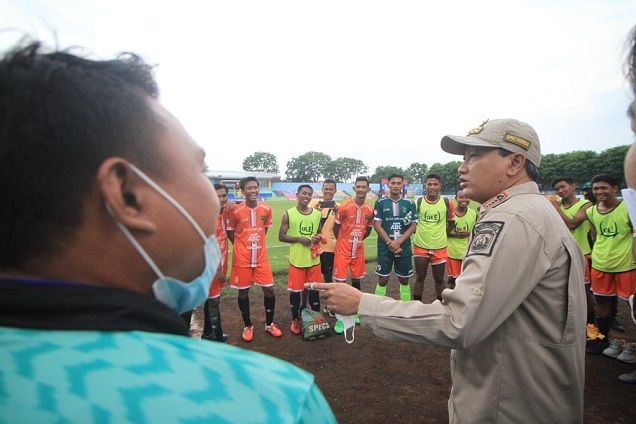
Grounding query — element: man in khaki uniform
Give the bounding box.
[311,118,586,423]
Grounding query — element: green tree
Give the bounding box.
[428,162,444,177]
[594,145,629,186]
[425,162,460,194]
[440,161,462,193]
[406,162,429,185]
[514,146,628,190]
[369,166,408,183]
[324,160,347,182]
[562,150,598,187]
[285,151,332,182]
[242,151,279,174]
[537,153,561,189]
[325,157,369,182]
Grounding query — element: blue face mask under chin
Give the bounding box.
[151,234,221,314]
[107,164,221,314]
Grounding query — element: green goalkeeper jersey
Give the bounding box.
[373,197,418,257]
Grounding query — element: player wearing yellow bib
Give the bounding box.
[446,190,477,289]
[412,174,455,301]
[585,174,636,354]
[279,185,323,335]
[550,177,596,333]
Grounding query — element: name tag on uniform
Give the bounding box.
[466,221,504,257]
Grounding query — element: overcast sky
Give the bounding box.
[2,0,635,176]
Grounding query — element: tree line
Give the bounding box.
[242,145,630,191]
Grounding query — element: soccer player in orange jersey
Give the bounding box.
[181,185,232,338]
[227,177,282,342]
[332,176,374,333]
[200,183,231,342]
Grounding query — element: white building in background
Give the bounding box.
[206,170,281,200]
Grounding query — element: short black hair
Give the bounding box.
[552,177,574,187]
[214,183,228,193]
[426,173,441,183]
[498,149,540,182]
[0,41,161,269]
[355,176,370,186]
[387,173,404,181]
[239,176,259,190]
[297,184,314,193]
[455,189,463,197]
[323,179,336,187]
[591,174,618,187]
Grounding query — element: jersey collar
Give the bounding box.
[481,181,539,211]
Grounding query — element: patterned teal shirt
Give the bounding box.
[0,328,336,423]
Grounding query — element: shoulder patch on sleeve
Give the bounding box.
[466,221,505,257]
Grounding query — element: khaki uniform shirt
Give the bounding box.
[359,182,586,423]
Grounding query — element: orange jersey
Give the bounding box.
[215,205,231,275]
[334,200,374,259]
[227,202,272,268]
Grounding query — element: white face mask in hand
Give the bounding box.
[335,313,355,344]
[622,189,636,325]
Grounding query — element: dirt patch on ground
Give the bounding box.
[189,264,636,423]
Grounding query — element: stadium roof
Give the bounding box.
[206,170,281,179]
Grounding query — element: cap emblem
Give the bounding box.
[467,119,489,136]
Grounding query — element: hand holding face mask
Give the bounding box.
[309,282,362,344]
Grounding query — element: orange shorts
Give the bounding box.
[446,258,462,278]
[591,268,636,300]
[208,275,226,298]
[229,264,274,290]
[287,264,322,292]
[413,246,447,265]
[333,253,366,281]
[584,255,590,284]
